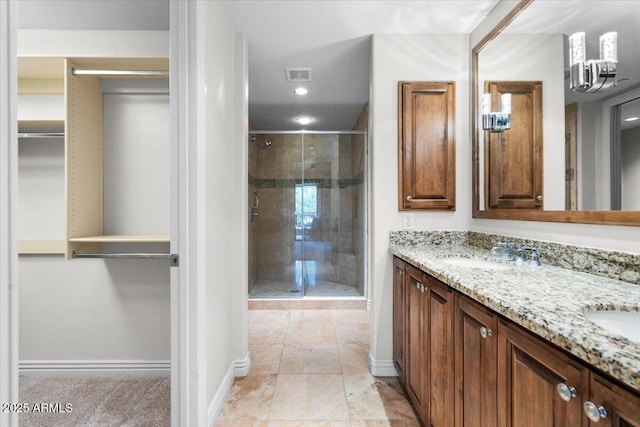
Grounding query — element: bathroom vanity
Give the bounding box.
[390,232,640,427]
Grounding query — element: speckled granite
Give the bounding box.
[468,232,640,285]
[390,231,640,285]
[389,241,640,393]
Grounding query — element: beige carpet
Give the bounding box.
[19,376,170,427]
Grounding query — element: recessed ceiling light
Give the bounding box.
[624,116,639,122]
[293,87,308,96]
[296,116,312,125]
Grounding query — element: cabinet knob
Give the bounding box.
[479,326,493,339]
[406,195,413,202]
[556,383,578,402]
[536,195,543,201]
[584,401,607,422]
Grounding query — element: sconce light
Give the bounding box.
[481,93,511,132]
[569,31,617,94]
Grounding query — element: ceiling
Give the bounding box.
[16,0,501,131]
[222,0,499,130]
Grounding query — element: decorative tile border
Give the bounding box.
[248,172,364,190]
[390,231,640,285]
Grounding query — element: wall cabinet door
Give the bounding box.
[455,295,498,427]
[484,81,543,210]
[426,276,455,427]
[398,81,456,210]
[393,257,407,386]
[586,373,640,426]
[498,320,589,427]
[405,264,425,412]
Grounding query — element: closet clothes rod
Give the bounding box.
[71,68,169,77]
[18,132,65,138]
[72,252,171,260]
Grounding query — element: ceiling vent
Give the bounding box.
[286,68,312,82]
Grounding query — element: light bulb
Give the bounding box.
[569,32,586,66]
[600,32,617,62]
[296,116,312,125]
[293,87,308,96]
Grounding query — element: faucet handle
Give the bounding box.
[522,246,545,266]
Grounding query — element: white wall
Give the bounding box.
[622,126,640,210]
[469,0,640,252]
[369,33,470,371]
[478,33,565,210]
[16,31,172,365]
[197,1,249,423]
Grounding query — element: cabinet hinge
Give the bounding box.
[170,254,180,267]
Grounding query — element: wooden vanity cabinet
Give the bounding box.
[586,374,640,426]
[497,319,589,427]
[393,257,407,386]
[455,295,498,427]
[398,81,456,211]
[394,259,455,426]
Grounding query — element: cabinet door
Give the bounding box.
[484,81,543,210]
[427,277,455,427]
[586,373,640,426]
[398,81,456,210]
[498,320,589,427]
[455,295,498,427]
[393,257,407,385]
[405,264,425,412]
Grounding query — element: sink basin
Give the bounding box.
[439,257,510,270]
[584,310,640,343]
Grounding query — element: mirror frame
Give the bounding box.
[471,0,640,226]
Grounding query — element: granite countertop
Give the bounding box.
[389,242,640,393]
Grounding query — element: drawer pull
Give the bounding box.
[584,401,607,422]
[479,326,493,339]
[556,383,578,401]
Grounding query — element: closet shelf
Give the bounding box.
[68,234,170,243]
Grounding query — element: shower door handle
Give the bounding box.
[250,192,259,222]
[253,192,259,209]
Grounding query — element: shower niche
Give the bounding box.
[248,131,366,299]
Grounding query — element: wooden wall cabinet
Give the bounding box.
[398,81,456,210]
[484,81,543,210]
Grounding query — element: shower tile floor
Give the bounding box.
[250,279,362,299]
[216,308,420,426]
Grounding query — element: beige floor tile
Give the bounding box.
[250,345,283,374]
[338,343,370,375]
[331,309,370,325]
[249,309,291,325]
[269,374,350,421]
[250,323,288,345]
[216,419,269,427]
[285,323,337,345]
[279,344,341,374]
[335,323,369,346]
[343,375,418,421]
[349,420,421,426]
[217,374,278,423]
[267,421,351,427]
[289,309,334,325]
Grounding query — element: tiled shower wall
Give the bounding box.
[249,132,365,293]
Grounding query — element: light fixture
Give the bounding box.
[569,31,617,94]
[481,93,511,132]
[296,116,312,125]
[293,87,308,96]
[624,116,639,122]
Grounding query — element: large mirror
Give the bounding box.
[473,0,640,225]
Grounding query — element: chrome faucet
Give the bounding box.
[522,247,546,266]
[490,242,516,260]
[491,242,545,265]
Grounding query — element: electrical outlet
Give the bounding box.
[403,213,414,230]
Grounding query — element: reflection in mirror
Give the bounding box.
[475,0,640,215]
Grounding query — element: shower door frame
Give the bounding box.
[249,130,368,299]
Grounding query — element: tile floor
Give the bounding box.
[216,308,420,426]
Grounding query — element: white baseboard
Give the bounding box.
[368,353,398,377]
[207,353,251,427]
[19,360,170,377]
